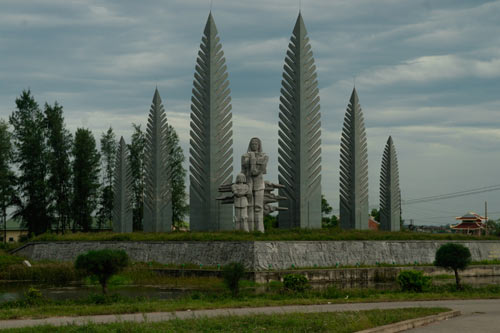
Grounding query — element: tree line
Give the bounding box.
[0,90,187,237]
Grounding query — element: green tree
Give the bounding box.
[97,127,117,230]
[222,262,245,297]
[72,128,100,232]
[371,208,380,222]
[321,195,332,216]
[168,125,188,229]
[128,124,146,231]
[321,195,339,228]
[75,249,129,294]
[9,90,52,235]
[486,220,500,236]
[434,243,471,290]
[44,102,72,234]
[0,120,17,242]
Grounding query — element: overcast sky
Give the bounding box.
[1,0,500,226]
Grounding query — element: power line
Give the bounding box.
[403,184,500,205]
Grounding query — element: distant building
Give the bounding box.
[450,212,486,236]
[1,219,28,243]
[2,218,112,243]
[368,216,380,231]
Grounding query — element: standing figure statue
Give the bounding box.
[232,173,250,232]
[241,137,268,232]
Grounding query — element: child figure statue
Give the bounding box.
[232,173,251,231]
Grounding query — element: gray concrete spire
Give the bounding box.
[143,88,173,232]
[112,137,133,233]
[189,13,233,231]
[340,88,369,230]
[278,13,322,229]
[379,136,401,231]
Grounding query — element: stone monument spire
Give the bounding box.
[143,88,173,232]
[339,88,369,230]
[189,13,233,231]
[277,13,322,229]
[379,136,401,231]
[112,137,133,233]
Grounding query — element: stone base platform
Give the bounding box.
[12,240,500,271]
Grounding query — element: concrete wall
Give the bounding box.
[13,240,500,271]
[14,241,254,268]
[253,240,500,270]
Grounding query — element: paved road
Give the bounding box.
[407,299,500,333]
[1,299,499,330]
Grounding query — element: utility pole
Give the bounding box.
[485,201,488,235]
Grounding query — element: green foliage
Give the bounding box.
[0,120,17,242]
[371,208,380,222]
[435,243,472,289]
[97,127,117,230]
[222,262,245,297]
[264,214,278,230]
[2,308,449,332]
[44,102,72,234]
[396,270,431,292]
[321,195,332,216]
[128,124,146,231]
[486,220,500,236]
[435,243,471,271]
[168,125,188,229]
[9,90,52,235]
[23,287,44,306]
[31,228,500,242]
[72,128,100,232]
[0,249,24,268]
[283,273,309,292]
[75,249,129,294]
[0,262,78,285]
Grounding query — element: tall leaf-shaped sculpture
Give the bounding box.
[189,13,233,231]
[112,137,133,233]
[278,13,321,229]
[339,88,369,229]
[379,136,401,231]
[144,88,172,232]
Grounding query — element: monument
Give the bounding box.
[218,138,287,232]
[379,136,401,231]
[339,88,369,230]
[143,88,173,232]
[277,13,322,229]
[112,137,133,233]
[189,13,234,231]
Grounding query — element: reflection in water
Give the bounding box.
[1,275,500,304]
[0,284,188,304]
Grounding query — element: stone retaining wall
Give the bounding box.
[13,240,500,271]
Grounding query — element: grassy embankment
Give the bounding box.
[0,281,497,320]
[29,228,500,242]
[0,308,451,333]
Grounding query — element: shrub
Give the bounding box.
[434,243,471,290]
[283,274,309,292]
[0,262,77,285]
[75,249,129,294]
[23,287,45,306]
[222,262,245,297]
[396,270,431,292]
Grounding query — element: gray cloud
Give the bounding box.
[1,0,499,226]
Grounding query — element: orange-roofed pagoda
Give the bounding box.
[450,212,486,236]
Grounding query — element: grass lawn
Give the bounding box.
[1,307,450,333]
[28,228,500,242]
[0,283,497,320]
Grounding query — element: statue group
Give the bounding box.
[219,137,287,233]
